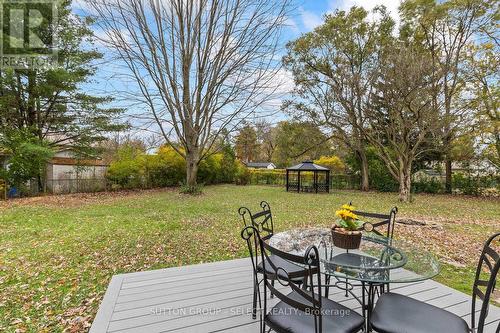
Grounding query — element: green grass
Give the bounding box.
[0,185,499,332]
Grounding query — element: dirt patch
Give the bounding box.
[0,188,177,209]
[397,218,444,229]
[395,216,499,266]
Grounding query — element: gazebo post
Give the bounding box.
[314,171,318,193]
[297,170,301,193]
[326,170,330,193]
[286,169,289,192]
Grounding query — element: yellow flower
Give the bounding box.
[335,209,358,221]
[341,204,356,211]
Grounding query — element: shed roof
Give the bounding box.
[245,162,275,168]
[286,161,329,171]
[48,157,109,166]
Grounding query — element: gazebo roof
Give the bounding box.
[286,161,329,171]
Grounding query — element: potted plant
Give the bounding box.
[331,204,364,250]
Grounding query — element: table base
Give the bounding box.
[325,274,387,332]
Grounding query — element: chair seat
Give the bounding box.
[265,290,364,333]
[257,255,305,282]
[371,292,469,333]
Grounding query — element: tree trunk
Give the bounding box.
[186,149,199,187]
[359,150,369,191]
[398,166,412,203]
[445,159,452,193]
[37,174,43,193]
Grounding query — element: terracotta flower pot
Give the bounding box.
[331,227,362,250]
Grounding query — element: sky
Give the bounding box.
[73,0,402,140]
[291,0,399,34]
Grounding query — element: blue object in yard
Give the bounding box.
[7,186,18,198]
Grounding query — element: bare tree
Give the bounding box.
[463,43,499,169]
[366,46,442,202]
[255,120,277,161]
[85,0,290,187]
[400,0,498,193]
[283,7,394,191]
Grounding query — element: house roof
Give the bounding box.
[416,169,443,177]
[287,161,329,171]
[48,157,109,167]
[245,162,275,168]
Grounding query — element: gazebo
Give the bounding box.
[286,161,330,193]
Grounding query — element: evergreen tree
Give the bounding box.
[0,0,124,155]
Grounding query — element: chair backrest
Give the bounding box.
[350,202,398,239]
[238,201,274,238]
[240,225,264,282]
[471,232,500,333]
[259,231,323,332]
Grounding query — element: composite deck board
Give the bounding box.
[90,258,500,333]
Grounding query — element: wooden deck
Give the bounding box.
[90,258,500,333]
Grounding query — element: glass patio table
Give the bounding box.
[269,227,441,331]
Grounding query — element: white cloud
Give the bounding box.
[274,68,295,95]
[330,0,401,24]
[300,8,323,31]
[285,17,300,34]
[250,68,295,111]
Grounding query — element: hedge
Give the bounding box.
[106,145,498,197]
[246,169,360,190]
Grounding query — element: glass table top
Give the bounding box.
[269,228,440,284]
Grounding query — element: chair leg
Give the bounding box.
[252,277,258,319]
[325,274,331,298]
[361,282,366,330]
[302,276,308,290]
[270,279,275,298]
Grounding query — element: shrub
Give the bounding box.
[249,169,285,185]
[345,147,398,192]
[107,144,240,189]
[199,153,224,185]
[481,187,499,197]
[413,178,444,194]
[152,146,185,186]
[234,161,251,185]
[330,174,361,190]
[451,173,498,196]
[106,145,144,188]
[0,129,54,192]
[314,156,345,173]
[368,158,398,192]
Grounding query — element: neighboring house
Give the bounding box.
[413,169,444,182]
[46,149,109,194]
[244,162,276,170]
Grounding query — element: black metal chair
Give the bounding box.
[370,232,500,333]
[239,201,306,319]
[325,205,398,298]
[350,204,398,240]
[349,204,398,293]
[245,224,365,333]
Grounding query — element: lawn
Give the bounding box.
[0,185,499,332]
